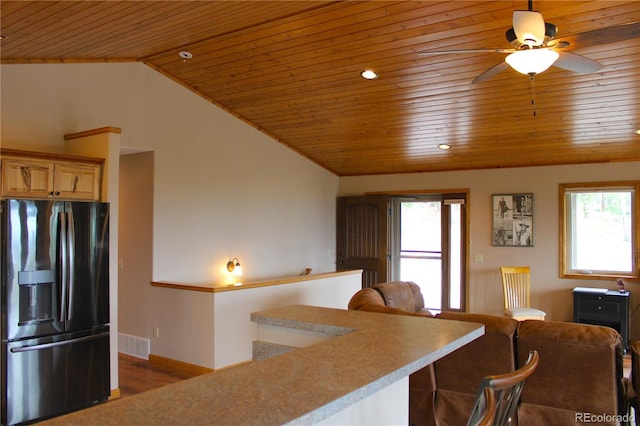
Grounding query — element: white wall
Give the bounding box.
[1,63,340,371]
[1,63,339,284]
[212,272,362,369]
[139,65,338,282]
[118,152,154,340]
[340,162,640,334]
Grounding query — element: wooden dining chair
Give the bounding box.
[500,267,546,321]
[467,387,497,426]
[466,350,539,426]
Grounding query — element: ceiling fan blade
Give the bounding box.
[557,21,640,50]
[472,61,509,83]
[419,48,515,56]
[554,51,604,73]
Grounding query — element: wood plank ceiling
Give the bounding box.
[2,1,639,176]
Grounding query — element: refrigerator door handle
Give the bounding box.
[59,211,68,323]
[9,331,110,353]
[67,211,75,321]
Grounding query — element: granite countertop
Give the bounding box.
[41,305,483,426]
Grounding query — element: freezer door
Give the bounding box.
[64,201,109,331]
[2,199,65,340]
[4,327,110,425]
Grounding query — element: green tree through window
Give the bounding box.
[560,182,638,280]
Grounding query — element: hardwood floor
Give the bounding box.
[118,353,205,398]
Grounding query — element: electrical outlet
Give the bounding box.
[153,327,160,338]
[118,258,124,269]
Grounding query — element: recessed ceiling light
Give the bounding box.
[0,35,5,41]
[636,129,640,135]
[438,144,452,150]
[179,51,193,60]
[360,70,378,80]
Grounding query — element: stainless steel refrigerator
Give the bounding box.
[0,199,110,425]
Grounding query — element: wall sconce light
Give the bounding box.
[226,258,243,276]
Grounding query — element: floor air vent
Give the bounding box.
[118,333,150,359]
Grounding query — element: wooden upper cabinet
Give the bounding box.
[52,162,101,200]
[1,157,53,199]
[1,149,103,201]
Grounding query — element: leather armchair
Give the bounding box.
[347,281,433,317]
[348,281,435,426]
[516,320,628,426]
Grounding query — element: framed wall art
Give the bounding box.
[492,193,534,247]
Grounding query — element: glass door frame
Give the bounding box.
[390,192,468,312]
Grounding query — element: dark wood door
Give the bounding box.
[336,195,390,288]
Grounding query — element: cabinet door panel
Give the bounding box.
[1,158,53,198]
[54,163,101,201]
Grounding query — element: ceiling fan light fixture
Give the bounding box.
[505,49,559,76]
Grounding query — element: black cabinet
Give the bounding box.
[573,288,629,349]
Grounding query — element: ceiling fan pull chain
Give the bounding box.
[530,76,537,118]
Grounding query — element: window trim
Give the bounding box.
[559,181,639,280]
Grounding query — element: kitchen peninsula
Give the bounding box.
[43,305,483,425]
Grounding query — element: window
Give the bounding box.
[560,182,639,280]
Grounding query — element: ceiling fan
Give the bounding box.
[419,1,628,83]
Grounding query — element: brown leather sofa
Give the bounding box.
[347,286,629,426]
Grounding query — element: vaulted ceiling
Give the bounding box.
[2,1,639,176]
